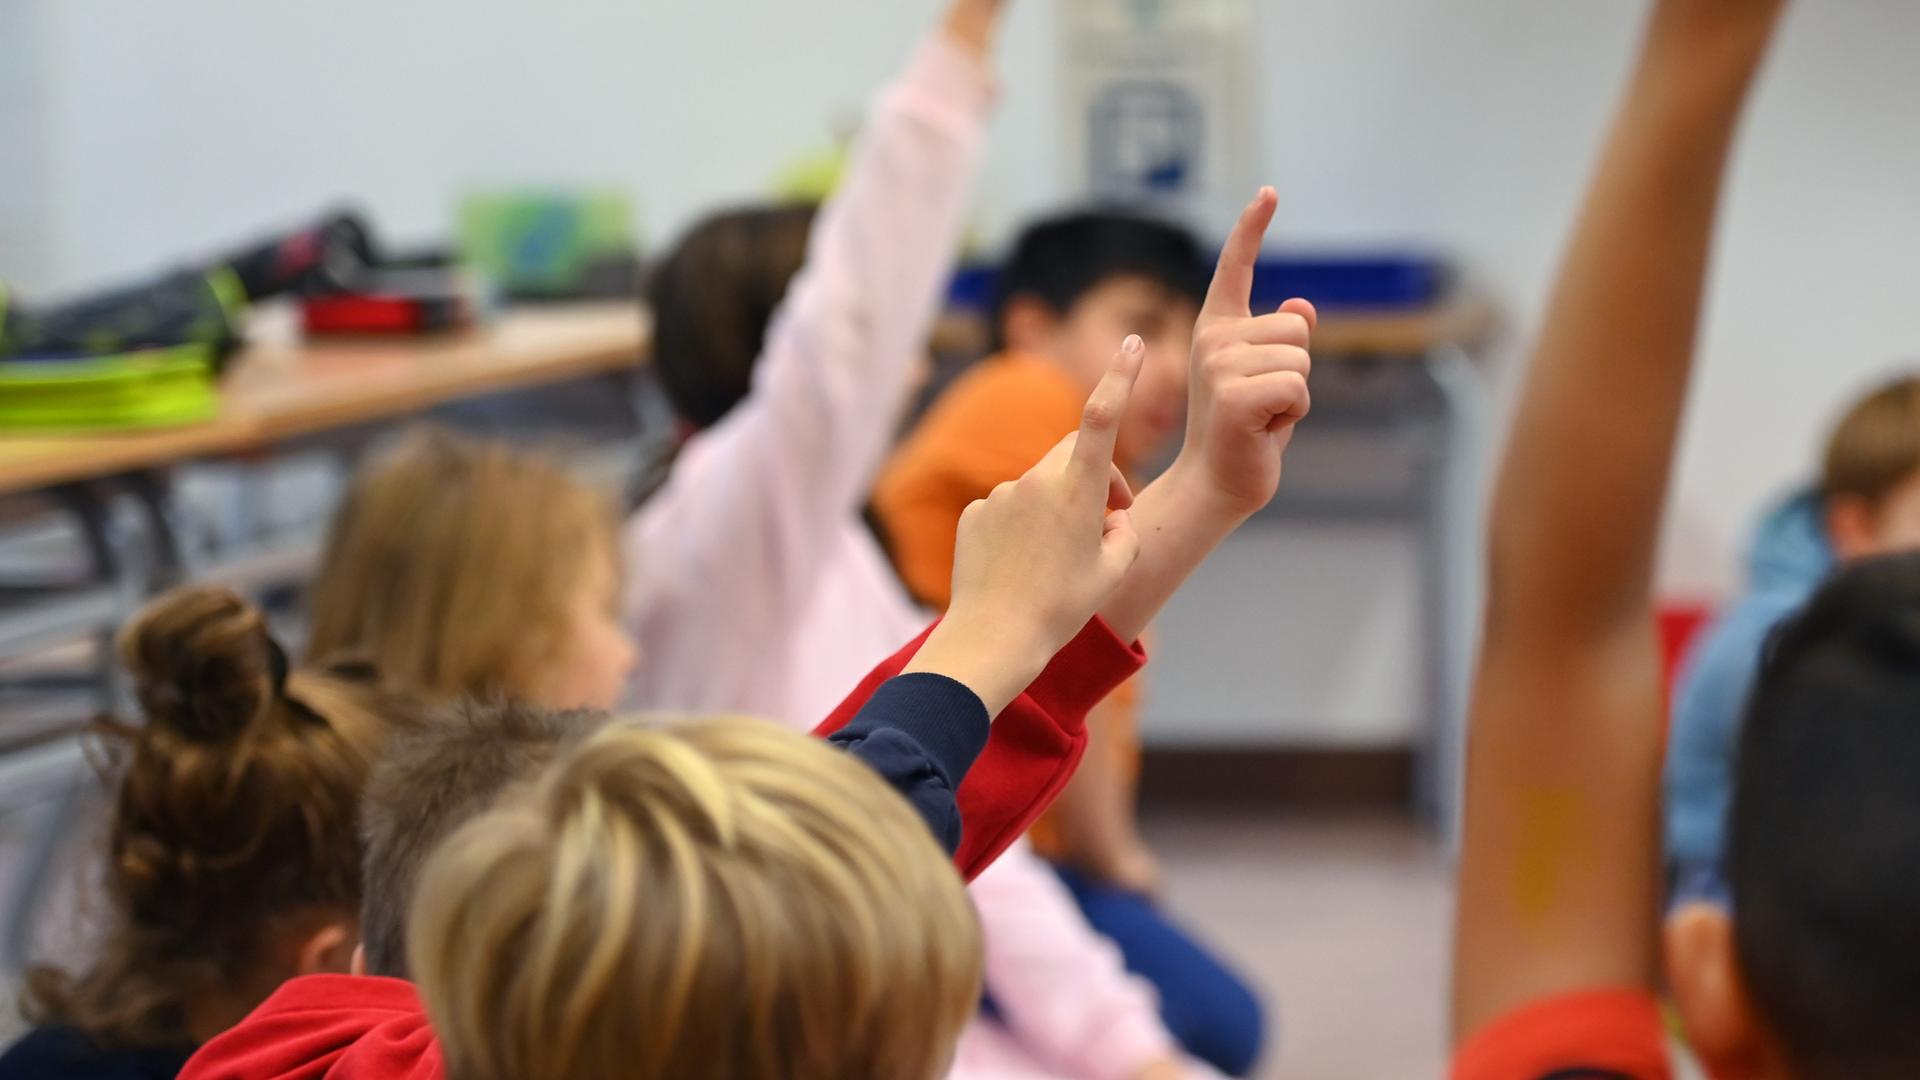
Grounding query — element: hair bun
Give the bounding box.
[121,586,279,744]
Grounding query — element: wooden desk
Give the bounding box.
[0,420,255,498]
[0,304,650,497]
[223,304,648,444]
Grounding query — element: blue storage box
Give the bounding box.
[1248,255,1447,312]
[948,253,1449,314]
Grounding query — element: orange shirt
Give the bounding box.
[877,351,1089,609]
[875,352,1142,858]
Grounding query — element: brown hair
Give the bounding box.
[647,204,816,431]
[1823,374,1920,504]
[411,716,982,1080]
[306,426,616,700]
[357,699,603,977]
[22,586,416,1049]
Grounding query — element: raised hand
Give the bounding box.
[942,0,1012,57]
[949,336,1144,652]
[906,337,1145,716]
[1177,186,1317,519]
[1449,0,1789,1048]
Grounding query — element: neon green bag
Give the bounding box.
[0,345,218,431]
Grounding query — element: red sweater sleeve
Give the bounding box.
[812,615,1146,880]
[1450,988,1671,1080]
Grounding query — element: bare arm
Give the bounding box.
[1451,0,1788,1041]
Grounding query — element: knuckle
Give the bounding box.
[1081,398,1119,430]
[1199,348,1236,381]
[1196,322,1237,356]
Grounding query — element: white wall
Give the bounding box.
[0,0,53,286]
[11,0,1920,740]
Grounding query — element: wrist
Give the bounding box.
[1156,456,1258,534]
[905,605,1050,718]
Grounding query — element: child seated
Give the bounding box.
[1664,374,1920,898]
[0,587,422,1080]
[307,428,635,711]
[410,714,984,1080]
[873,210,1262,1074]
[1433,0,1920,1077]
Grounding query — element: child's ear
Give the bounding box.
[293,921,359,977]
[1665,902,1785,1078]
[999,295,1059,355]
[1826,494,1880,562]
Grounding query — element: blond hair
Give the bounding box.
[306,426,615,699]
[409,715,983,1080]
[25,586,420,1048]
[1824,373,1920,505]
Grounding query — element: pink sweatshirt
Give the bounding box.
[620,31,1194,1080]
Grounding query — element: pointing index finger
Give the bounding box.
[1068,334,1144,482]
[1202,186,1278,321]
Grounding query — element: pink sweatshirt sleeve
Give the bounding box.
[968,841,1187,1080]
[623,33,992,679]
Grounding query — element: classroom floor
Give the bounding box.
[1142,810,1453,1079]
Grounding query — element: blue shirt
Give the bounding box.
[1664,489,1833,891]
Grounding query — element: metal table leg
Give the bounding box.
[0,485,135,975]
[1,738,92,977]
[1416,345,1490,851]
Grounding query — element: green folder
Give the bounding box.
[458,191,636,297]
[0,345,219,431]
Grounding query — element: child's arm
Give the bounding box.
[817,613,1143,879]
[627,0,1002,648]
[818,344,1149,878]
[1450,0,1787,1048]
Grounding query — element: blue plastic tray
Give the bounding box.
[948,252,1448,313]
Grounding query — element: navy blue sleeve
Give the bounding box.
[825,672,990,854]
[0,1026,195,1080]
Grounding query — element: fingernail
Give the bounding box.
[1121,334,1143,356]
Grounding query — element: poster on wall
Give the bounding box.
[1057,0,1259,230]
